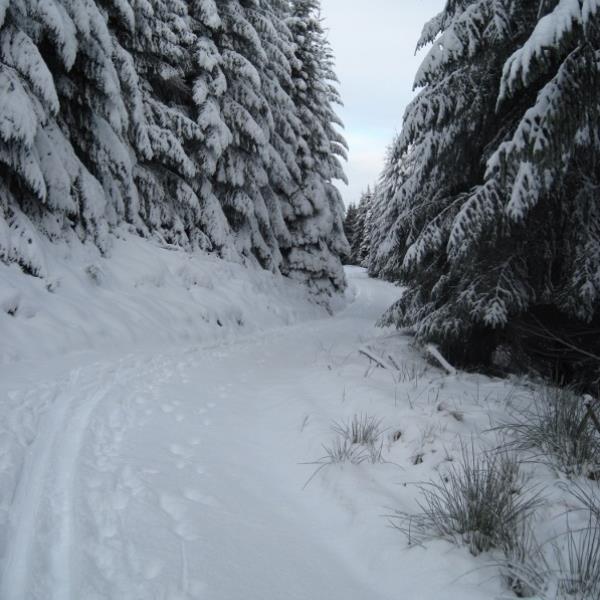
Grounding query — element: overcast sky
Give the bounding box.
[320,0,445,206]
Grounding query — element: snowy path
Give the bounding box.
[0,268,502,599]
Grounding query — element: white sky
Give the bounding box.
[320,0,446,206]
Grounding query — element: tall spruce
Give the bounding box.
[196,0,284,270]
[356,187,373,266]
[0,0,133,276]
[371,0,600,374]
[0,0,349,303]
[107,0,213,249]
[342,202,358,264]
[284,0,349,298]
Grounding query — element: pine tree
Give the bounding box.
[357,187,373,266]
[106,0,220,250]
[344,187,374,266]
[368,138,417,279]
[187,0,239,260]
[191,0,300,272]
[342,203,357,265]
[0,0,133,276]
[283,0,349,298]
[0,0,350,305]
[372,0,600,373]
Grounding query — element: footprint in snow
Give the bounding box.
[183,488,216,506]
[175,522,199,541]
[160,494,187,520]
[159,494,201,542]
[169,444,192,458]
[168,444,195,470]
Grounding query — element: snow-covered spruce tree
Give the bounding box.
[362,182,388,271]
[188,0,282,270]
[356,187,373,266]
[103,0,228,251]
[342,202,358,264]
[374,1,600,375]
[0,0,135,276]
[250,0,304,256]
[283,0,349,298]
[347,191,366,265]
[0,0,349,304]
[367,138,413,279]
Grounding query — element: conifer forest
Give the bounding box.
[1,2,600,599]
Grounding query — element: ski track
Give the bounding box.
[0,269,493,599]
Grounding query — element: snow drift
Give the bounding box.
[0,229,338,365]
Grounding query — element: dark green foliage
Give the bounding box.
[370,0,600,378]
[343,187,373,266]
[342,203,358,264]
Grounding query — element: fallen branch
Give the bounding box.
[358,347,396,371]
[424,344,457,376]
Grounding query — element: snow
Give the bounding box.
[37,0,79,71]
[0,27,60,115]
[501,0,582,97]
[506,161,540,221]
[194,0,221,30]
[0,230,324,365]
[0,262,586,599]
[0,69,39,148]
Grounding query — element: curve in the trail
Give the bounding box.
[0,268,405,600]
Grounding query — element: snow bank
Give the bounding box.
[1,267,594,599]
[0,230,335,364]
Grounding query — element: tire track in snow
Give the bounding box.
[0,369,114,600]
[0,353,193,599]
[0,356,164,600]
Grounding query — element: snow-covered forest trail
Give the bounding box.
[1,268,508,599]
[0,268,399,599]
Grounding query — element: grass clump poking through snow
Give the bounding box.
[332,414,385,450]
[498,387,600,479]
[553,514,600,600]
[325,413,385,465]
[551,483,600,599]
[498,522,550,598]
[304,414,385,487]
[497,484,600,599]
[321,438,369,465]
[567,481,600,520]
[497,519,600,600]
[393,444,541,556]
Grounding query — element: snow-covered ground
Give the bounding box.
[0,231,328,365]
[1,262,583,599]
